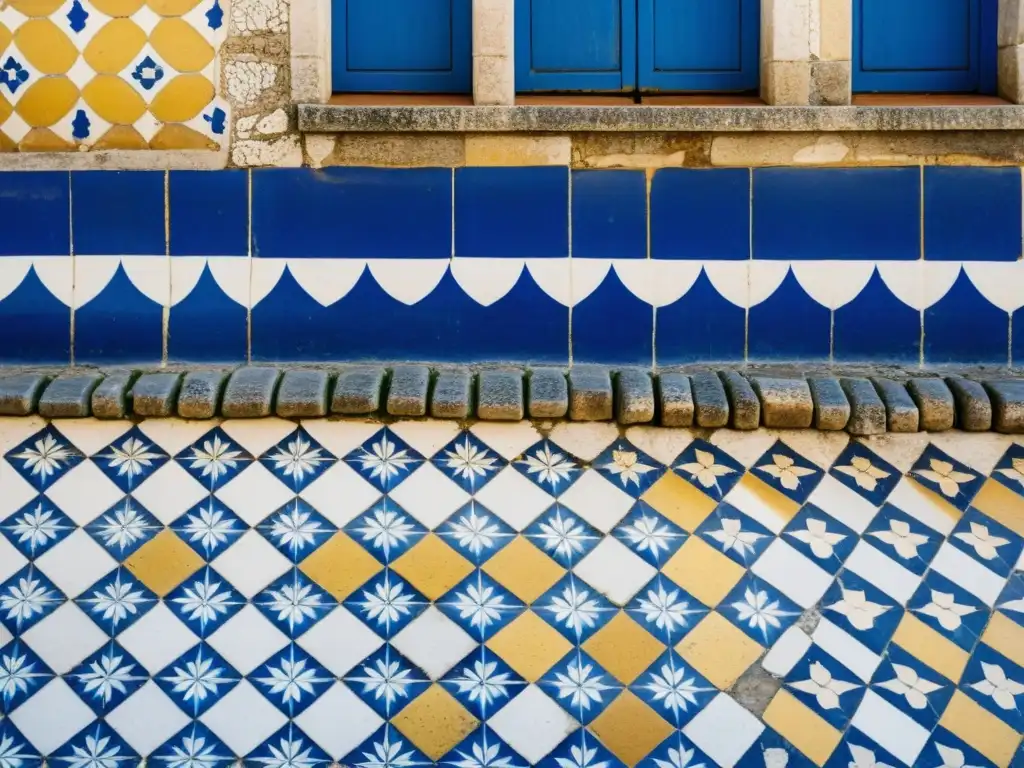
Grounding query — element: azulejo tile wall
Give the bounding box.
[2,165,1024,365]
[1,418,1023,768]
[0,0,227,151]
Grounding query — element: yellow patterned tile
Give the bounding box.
[19,127,75,151]
[150,19,215,72]
[971,478,1024,537]
[981,611,1024,669]
[907,476,962,529]
[8,0,64,18]
[486,611,573,682]
[762,690,842,767]
[939,691,1020,767]
[150,75,215,122]
[482,536,564,604]
[299,532,382,601]
[0,23,12,53]
[660,537,744,608]
[14,19,79,74]
[84,19,148,74]
[589,691,674,767]
[583,612,665,684]
[641,472,717,532]
[392,534,474,601]
[124,530,203,597]
[0,94,14,127]
[677,612,763,690]
[146,0,203,16]
[94,124,149,149]
[730,473,801,532]
[392,685,479,761]
[16,77,79,127]
[890,613,969,683]
[82,75,148,124]
[150,124,217,149]
[91,0,144,15]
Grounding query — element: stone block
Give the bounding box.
[691,372,729,428]
[332,367,385,414]
[983,379,1024,433]
[222,367,282,418]
[871,379,919,433]
[387,365,431,417]
[906,378,955,432]
[432,369,473,419]
[276,370,330,418]
[477,370,524,421]
[719,371,760,430]
[0,373,48,416]
[177,371,228,419]
[750,377,813,429]
[529,368,569,419]
[132,373,183,418]
[38,374,104,418]
[90,373,134,420]
[473,54,514,106]
[657,373,694,427]
[946,376,993,432]
[465,135,571,166]
[616,370,654,425]
[840,377,886,435]
[807,377,850,431]
[569,367,613,421]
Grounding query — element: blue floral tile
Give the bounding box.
[909,444,984,511]
[0,564,64,634]
[538,650,622,724]
[75,566,157,637]
[989,443,1024,497]
[432,432,506,493]
[343,645,430,719]
[734,729,816,768]
[539,730,624,768]
[630,649,716,728]
[84,498,161,559]
[907,571,987,652]
[523,504,602,569]
[343,570,429,640]
[152,721,235,768]
[170,497,248,561]
[870,644,953,729]
[591,440,665,498]
[671,439,744,500]
[254,568,336,638]
[66,640,146,715]
[437,502,516,566]
[719,574,802,646]
[344,499,428,565]
[344,724,432,768]
[92,426,169,493]
[639,732,718,768]
[440,726,529,768]
[533,574,616,644]
[513,440,582,497]
[174,427,252,491]
[0,496,75,560]
[781,504,856,574]
[862,503,943,575]
[259,428,335,493]
[920,728,997,768]
[256,499,336,563]
[344,428,424,494]
[829,441,901,504]
[249,643,333,717]
[245,722,332,768]
[960,644,1024,731]
[612,502,687,568]
[155,642,241,717]
[436,570,525,642]
[51,721,138,768]
[695,502,774,568]
[996,575,1024,627]
[4,425,83,491]
[0,720,41,768]
[822,729,903,768]
[0,640,52,714]
[750,440,823,503]
[625,574,708,646]
[948,507,1023,578]
[819,572,901,654]
[784,644,865,728]
[165,566,245,638]
[440,647,527,720]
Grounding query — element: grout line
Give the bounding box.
[162,169,170,367]
[918,164,925,368]
[567,166,573,369]
[1009,313,1014,369]
[744,166,753,364]
[450,167,456,262]
[68,171,75,368]
[647,167,655,372]
[246,168,253,365]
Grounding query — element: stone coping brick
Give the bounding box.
[906,378,955,432]
[983,379,1024,434]
[332,367,385,415]
[569,367,613,422]
[38,374,104,418]
[132,373,183,418]
[178,371,228,420]
[529,368,569,419]
[946,376,993,432]
[616,370,654,425]
[477,370,524,421]
[871,378,920,433]
[91,373,134,420]
[388,365,431,417]
[751,377,813,429]
[840,377,886,436]
[222,367,282,419]
[808,377,850,431]
[277,370,331,418]
[657,374,694,428]
[691,373,729,428]
[432,369,473,419]
[0,374,49,416]
[719,371,760,430]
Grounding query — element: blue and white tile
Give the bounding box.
[342,644,430,719]
[784,644,865,728]
[344,428,424,494]
[256,499,336,564]
[151,720,236,768]
[947,507,1023,579]
[639,731,718,768]
[4,426,83,492]
[631,649,716,728]
[718,573,802,646]
[0,496,75,560]
[49,720,138,768]
[750,440,824,504]
[538,729,623,768]
[612,502,687,568]
[910,444,984,512]
[170,497,248,561]
[523,504,602,569]
[862,502,943,576]
[165,566,245,638]
[440,647,527,720]
[533,575,616,644]
[0,639,52,714]
[960,644,1024,732]
[174,427,253,491]
[343,724,432,768]
[512,440,582,497]
[920,728,998,768]
[907,571,988,651]
[671,439,744,501]
[538,650,622,724]
[155,642,241,717]
[343,570,429,640]
[432,431,506,493]
[436,570,525,642]
[253,568,335,639]
[870,644,953,729]
[829,441,901,505]
[440,726,529,768]
[343,499,428,565]
[436,502,516,566]
[260,428,335,494]
[820,571,901,654]
[625,574,708,646]
[695,502,774,568]
[248,642,333,717]
[781,504,856,574]
[65,639,146,715]
[0,564,64,635]
[75,566,158,637]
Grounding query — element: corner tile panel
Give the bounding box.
[168,259,247,363]
[748,269,831,361]
[571,266,652,366]
[924,167,1022,262]
[0,260,71,363]
[655,268,746,364]
[71,170,165,256]
[0,171,70,256]
[169,170,248,257]
[74,259,164,363]
[924,269,1009,365]
[571,170,646,260]
[651,168,750,261]
[833,269,921,364]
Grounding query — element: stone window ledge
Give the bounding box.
[298,103,1024,134]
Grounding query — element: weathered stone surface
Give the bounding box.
[616,370,654,425]
[90,373,134,420]
[222,367,282,418]
[477,370,524,421]
[38,374,104,418]
[0,374,48,416]
[906,378,955,432]
[840,377,886,435]
[719,371,760,430]
[872,378,920,433]
[658,374,694,427]
[983,379,1024,434]
[178,371,228,419]
[529,368,569,419]
[332,367,385,414]
[276,370,330,418]
[569,367,613,421]
[751,377,813,429]
[691,372,729,428]
[732,665,782,718]
[132,373,183,418]
[431,369,473,419]
[946,376,993,432]
[807,377,850,431]
[387,365,431,417]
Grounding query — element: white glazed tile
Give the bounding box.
[844,541,922,606]
[389,420,462,459]
[215,463,296,526]
[0,536,28,584]
[45,461,124,527]
[0,417,49,454]
[200,679,288,756]
[622,426,694,467]
[391,606,476,680]
[724,478,791,535]
[488,684,579,765]
[709,431,778,469]
[558,470,635,533]
[210,531,291,598]
[293,681,384,760]
[208,604,289,675]
[300,420,383,461]
[928,432,1013,476]
[118,603,200,675]
[474,466,554,531]
[750,539,833,609]
[0,467,38,522]
[300,462,382,528]
[471,421,542,461]
[761,626,812,677]
[21,602,106,674]
[806,474,880,534]
[850,690,930,766]
[138,419,221,459]
[296,606,384,678]
[930,542,1005,606]
[547,422,619,463]
[388,464,471,530]
[811,618,882,683]
[886,478,957,536]
[106,681,190,756]
[52,419,133,457]
[9,678,95,756]
[683,692,764,768]
[574,537,657,606]
[131,461,209,524]
[34,529,116,599]
[221,419,299,458]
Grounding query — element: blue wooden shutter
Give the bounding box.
[638,0,759,92]
[332,0,472,92]
[854,0,996,93]
[515,0,636,91]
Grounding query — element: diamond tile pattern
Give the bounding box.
[2,420,1023,767]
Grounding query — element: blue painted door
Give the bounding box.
[516,0,636,91]
[638,0,759,91]
[333,0,471,92]
[854,0,996,93]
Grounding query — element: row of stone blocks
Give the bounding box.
[0,366,1022,435]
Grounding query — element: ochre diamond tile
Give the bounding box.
[981,611,1024,668]
[391,534,474,601]
[971,477,1024,538]
[124,529,203,596]
[890,613,969,684]
[677,612,763,690]
[588,690,673,766]
[482,536,564,604]
[391,684,479,761]
[299,532,382,601]
[641,473,716,532]
[939,691,1020,768]
[486,610,573,682]
[583,612,665,685]
[660,537,744,608]
[762,690,842,767]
